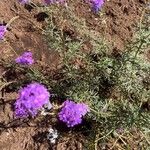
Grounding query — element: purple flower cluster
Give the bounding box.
[58,100,89,127]
[0,25,7,40]
[15,51,34,65]
[44,0,53,4]
[19,0,29,4]
[90,0,104,12]
[92,0,104,12]
[15,83,50,118]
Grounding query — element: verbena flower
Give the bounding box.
[44,0,53,4]
[90,0,104,12]
[15,51,34,65]
[0,25,7,40]
[14,83,50,118]
[19,0,30,4]
[93,0,104,12]
[58,100,89,127]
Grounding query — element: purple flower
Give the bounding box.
[90,0,104,12]
[14,83,51,118]
[58,100,89,127]
[44,0,53,4]
[0,25,7,40]
[93,0,104,12]
[15,51,34,65]
[19,0,29,4]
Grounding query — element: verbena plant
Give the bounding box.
[43,4,150,148]
[1,3,149,149]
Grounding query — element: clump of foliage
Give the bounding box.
[43,4,150,148]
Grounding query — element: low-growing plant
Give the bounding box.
[42,4,150,148]
[0,1,149,149]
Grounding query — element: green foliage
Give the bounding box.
[43,4,150,148]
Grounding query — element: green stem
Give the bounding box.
[134,33,150,59]
[95,129,114,142]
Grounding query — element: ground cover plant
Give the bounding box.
[0,0,150,149]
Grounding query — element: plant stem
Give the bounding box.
[6,16,19,28]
